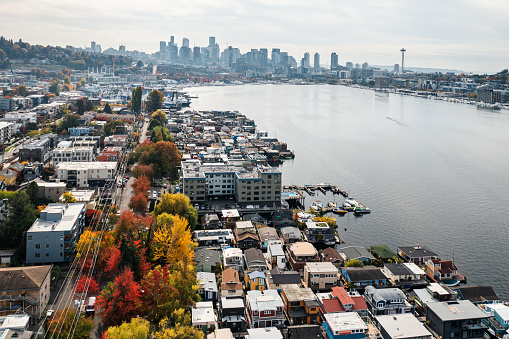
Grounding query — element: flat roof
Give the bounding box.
[427,300,489,321]
[324,312,367,332]
[66,190,95,202]
[192,301,215,324]
[221,297,244,309]
[487,304,509,321]
[305,262,338,273]
[376,314,431,339]
[282,284,316,302]
[246,328,283,339]
[28,203,85,233]
[56,162,117,170]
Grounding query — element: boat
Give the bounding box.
[345,197,359,207]
[353,207,371,215]
[332,207,348,215]
[327,202,337,208]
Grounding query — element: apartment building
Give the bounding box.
[0,122,15,143]
[52,147,95,164]
[303,262,339,291]
[55,162,117,187]
[26,203,86,264]
[19,138,52,163]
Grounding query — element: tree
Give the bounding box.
[104,103,112,113]
[85,99,93,111]
[104,317,150,339]
[151,126,172,142]
[14,85,28,96]
[150,109,167,126]
[61,83,72,92]
[97,268,143,327]
[106,230,150,280]
[103,120,124,136]
[25,181,39,205]
[131,175,151,197]
[152,308,204,339]
[154,194,198,231]
[49,79,60,95]
[345,259,364,267]
[60,191,77,203]
[152,214,195,266]
[75,275,100,296]
[59,114,80,132]
[146,90,164,112]
[0,192,37,250]
[128,192,148,214]
[76,98,86,115]
[131,86,142,114]
[136,60,144,68]
[42,166,55,180]
[132,164,155,182]
[46,307,94,339]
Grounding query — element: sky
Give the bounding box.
[1,0,508,73]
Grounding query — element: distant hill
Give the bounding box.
[0,36,132,70]
[372,65,465,74]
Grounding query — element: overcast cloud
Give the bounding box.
[1,0,507,73]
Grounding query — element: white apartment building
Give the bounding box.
[52,147,95,164]
[4,112,37,124]
[0,122,15,143]
[55,162,117,187]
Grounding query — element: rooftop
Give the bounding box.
[324,312,367,332]
[55,162,117,170]
[28,203,85,233]
[305,261,338,273]
[290,242,317,256]
[282,284,316,302]
[376,314,431,338]
[427,300,489,321]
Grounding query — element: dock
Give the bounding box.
[283,183,348,197]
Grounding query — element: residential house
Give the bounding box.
[279,226,302,245]
[411,283,457,317]
[34,179,66,202]
[267,243,286,270]
[221,267,243,298]
[206,328,234,339]
[197,272,218,302]
[97,146,122,162]
[425,259,462,283]
[426,300,488,339]
[26,203,86,264]
[194,248,222,273]
[303,262,339,291]
[375,314,432,339]
[0,265,52,321]
[303,221,337,245]
[341,266,387,288]
[246,328,283,339]
[286,242,319,272]
[23,163,42,182]
[258,227,280,250]
[370,245,398,262]
[201,213,222,229]
[246,289,284,328]
[364,286,413,315]
[454,285,501,305]
[280,284,320,325]
[316,286,368,317]
[340,246,375,265]
[397,245,438,265]
[484,304,509,329]
[266,267,302,292]
[383,263,426,286]
[221,209,241,228]
[322,312,367,339]
[194,229,234,247]
[320,247,347,268]
[245,248,268,272]
[223,247,244,273]
[234,221,259,249]
[68,127,94,136]
[245,270,266,291]
[64,189,96,210]
[219,297,246,332]
[0,169,18,186]
[192,301,217,335]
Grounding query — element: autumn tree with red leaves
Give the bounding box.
[131,175,150,197]
[75,276,100,296]
[97,268,143,327]
[105,230,150,281]
[132,164,155,182]
[128,192,148,214]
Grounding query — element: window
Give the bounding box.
[46,236,50,240]
[60,244,63,248]
[60,253,63,257]
[35,253,40,258]
[264,310,271,315]
[45,253,49,257]
[60,235,64,241]
[28,236,32,241]
[35,244,40,249]
[46,244,49,248]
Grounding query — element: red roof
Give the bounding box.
[322,298,345,313]
[331,286,354,306]
[351,296,368,311]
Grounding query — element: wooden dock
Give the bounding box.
[283,183,348,197]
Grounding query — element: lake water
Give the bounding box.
[187,84,509,299]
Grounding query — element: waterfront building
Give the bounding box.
[286,241,319,272]
[340,246,375,265]
[397,245,438,265]
[341,266,387,288]
[454,285,500,305]
[383,262,426,285]
[279,226,303,245]
[303,221,337,245]
[424,259,461,283]
[426,300,488,339]
[26,203,86,264]
[375,313,432,339]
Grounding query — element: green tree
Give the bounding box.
[131,86,142,114]
[104,120,125,136]
[25,181,39,205]
[49,79,60,95]
[151,126,172,142]
[136,60,144,68]
[76,98,86,115]
[0,192,37,259]
[146,90,164,112]
[150,109,167,126]
[104,103,112,113]
[154,194,198,231]
[345,259,364,267]
[59,114,80,132]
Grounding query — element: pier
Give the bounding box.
[283,183,349,197]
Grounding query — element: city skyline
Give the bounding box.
[1,0,508,73]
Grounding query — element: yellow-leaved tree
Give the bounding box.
[153,193,198,231]
[104,317,150,339]
[152,308,203,339]
[60,191,77,203]
[152,214,195,266]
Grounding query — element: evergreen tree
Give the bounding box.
[131,86,142,113]
[104,103,112,113]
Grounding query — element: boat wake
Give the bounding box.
[386,116,409,127]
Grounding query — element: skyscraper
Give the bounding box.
[170,36,175,45]
[271,48,281,66]
[303,52,310,68]
[346,62,353,70]
[209,37,215,46]
[394,64,400,73]
[193,46,201,65]
[259,48,268,67]
[207,36,220,64]
[331,53,339,69]
[314,53,320,71]
[182,38,189,48]
[160,41,166,53]
[362,62,368,69]
[91,41,96,52]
